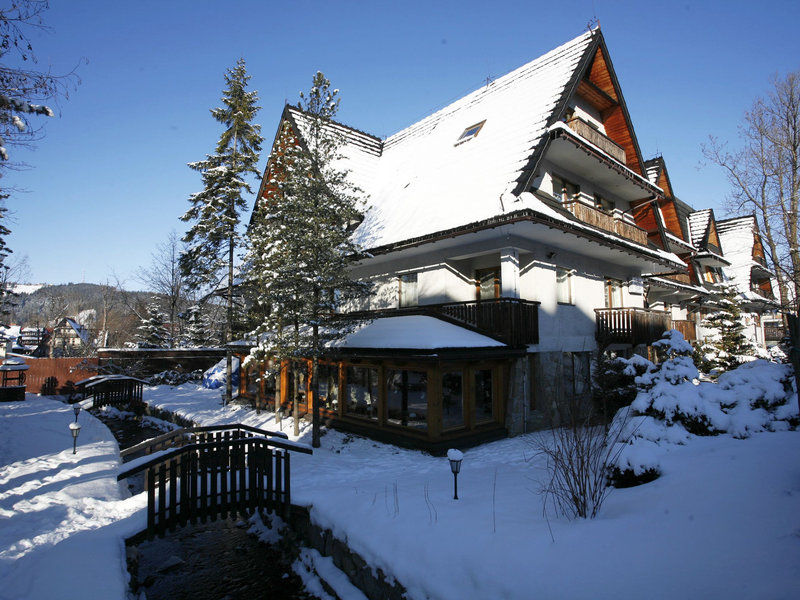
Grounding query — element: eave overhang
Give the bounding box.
[694,251,730,268]
[362,207,685,272]
[546,122,663,202]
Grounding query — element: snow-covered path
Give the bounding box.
[146,384,800,600]
[0,397,146,600]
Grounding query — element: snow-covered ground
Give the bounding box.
[145,383,800,600]
[0,396,146,600]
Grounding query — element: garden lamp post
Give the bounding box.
[73,403,81,423]
[447,449,463,500]
[69,422,81,454]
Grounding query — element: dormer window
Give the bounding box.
[455,120,486,145]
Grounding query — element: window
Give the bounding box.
[476,267,501,300]
[455,120,486,144]
[604,278,624,308]
[561,352,591,401]
[387,369,428,430]
[552,175,580,202]
[441,371,464,429]
[474,368,494,424]
[285,361,308,415]
[345,366,378,420]
[317,364,339,411]
[556,267,573,305]
[399,273,418,307]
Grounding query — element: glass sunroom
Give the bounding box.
[235,316,523,452]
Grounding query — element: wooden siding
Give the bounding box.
[659,200,685,240]
[671,319,697,342]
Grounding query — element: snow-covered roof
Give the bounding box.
[285,30,596,251]
[687,209,712,248]
[716,215,775,303]
[644,159,662,185]
[329,316,506,350]
[63,318,90,344]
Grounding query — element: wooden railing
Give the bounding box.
[563,200,648,246]
[670,319,697,342]
[342,298,540,346]
[118,424,311,538]
[595,307,671,346]
[663,272,692,286]
[565,117,626,163]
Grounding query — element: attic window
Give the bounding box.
[455,120,485,145]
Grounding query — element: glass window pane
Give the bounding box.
[475,368,494,424]
[246,368,259,396]
[400,273,418,307]
[387,369,428,430]
[345,366,378,420]
[317,364,339,411]
[287,362,308,416]
[442,371,464,429]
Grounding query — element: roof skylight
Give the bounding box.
[455,120,486,145]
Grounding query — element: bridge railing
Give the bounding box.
[118,425,310,538]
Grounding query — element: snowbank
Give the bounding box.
[0,397,147,599]
[141,384,800,599]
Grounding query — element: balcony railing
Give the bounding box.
[663,272,692,286]
[595,307,671,346]
[563,200,648,246]
[565,117,626,163]
[670,319,697,342]
[341,298,540,347]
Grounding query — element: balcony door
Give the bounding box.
[476,267,501,301]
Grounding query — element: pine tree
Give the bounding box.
[183,304,210,348]
[180,58,262,404]
[137,302,169,348]
[246,72,369,445]
[700,283,755,373]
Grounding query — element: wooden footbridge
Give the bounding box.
[117,424,312,539]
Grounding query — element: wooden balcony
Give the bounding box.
[595,307,671,346]
[563,200,648,246]
[342,298,540,347]
[670,319,697,342]
[663,272,692,286]
[565,117,626,163]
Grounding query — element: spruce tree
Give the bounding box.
[180,59,262,405]
[137,302,169,348]
[701,283,754,373]
[246,72,369,445]
[183,304,210,348]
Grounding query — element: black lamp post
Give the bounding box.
[73,403,81,423]
[69,422,81,454]
[447,449,463,500]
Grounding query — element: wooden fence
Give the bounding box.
[22,357,99,394]
[118,425,311,538]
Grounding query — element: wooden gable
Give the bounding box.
[706,218,722,252]
[659,200,684,240]
[752,231,767,262]
[575,43,645,176]
[632,200,665,248]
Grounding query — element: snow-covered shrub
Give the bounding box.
[632,331,728,436]
[148,369,203,386]
[593,351,652,419]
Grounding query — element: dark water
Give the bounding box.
[93,412,315,600]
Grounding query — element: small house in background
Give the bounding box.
[48,317,93,357]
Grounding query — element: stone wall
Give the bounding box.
[290,506,407,600]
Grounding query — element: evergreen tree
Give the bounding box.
[137,302,169,348]
[180,59,262,404]
[246,72,369,445]
[700,283,755,373]
[183,304,210,348]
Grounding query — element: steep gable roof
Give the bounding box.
[688,209,712,248]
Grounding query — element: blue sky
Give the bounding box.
[4,0,800,286]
